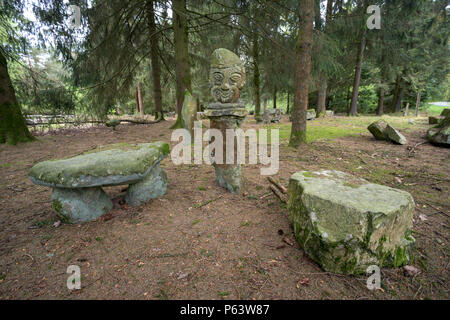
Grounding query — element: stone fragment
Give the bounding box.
[125,164,168,206]
[367,120,388,141]
[440,108,450,117]
[287,170,415,274]
[51,187,113,223]
[306,109,316,120]
[428,116,443,125]
[262,109,282,124]
[385,124,407,144]
[181,91,197,139]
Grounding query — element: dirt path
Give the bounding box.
[0,116,448,299]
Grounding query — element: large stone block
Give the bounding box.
[262,109,282,124]
[125,164,168,205]
[29,142,170,188]
[385,124,407,145]
[367,120,388,140]
[51,187,113,223]
[287,170,415,275]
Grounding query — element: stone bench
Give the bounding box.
[262,109,282,123]
[287,170,415,275]
[29,142,170,223]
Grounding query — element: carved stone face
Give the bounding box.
[209,48,246,104]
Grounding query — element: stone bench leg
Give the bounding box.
[125,164,168,206]
[51,187,113,223]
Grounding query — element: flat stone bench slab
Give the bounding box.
[287,170,415,275]
[29,142,170,223]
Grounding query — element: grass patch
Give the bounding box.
[240,220,251,227]
[261,115,426,144]
[0,161,28,168]
[424,103,448,115]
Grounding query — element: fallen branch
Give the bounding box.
[27,112,163,127]
[194,195,223,208]
[408,141,428,157]
[269,185,286,203]
[267,176,287,194]
[119,112,163,124]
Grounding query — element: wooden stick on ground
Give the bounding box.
[408,141,427,157]
[269,185,287,203]
[267,176,287,194]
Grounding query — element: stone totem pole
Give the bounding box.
[204,48,247,193]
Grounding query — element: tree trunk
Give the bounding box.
[289,0,314,147]
[286,92,290,114]
[394,84,404,113]
[0,50,34,145]
[137,82,144,116]
[172,0,192,128]
[326,0,334,24]
[135,88,140,114]
[314,0,322,30]
[335,0,343,13]
[377,28,387,116]
[404,102,409,117]
[377,87,384,116]
[317,73,327,116]
[253,32,261,121]
[263,98,267,112]
[147,0,164,120]
[391,75,401,113]
[316,0,333,117]
[349,29,366,116]
[415,91,421,116]
[273,87,277,109]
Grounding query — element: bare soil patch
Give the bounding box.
[0,116,448,299]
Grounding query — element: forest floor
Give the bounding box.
[0,114,448,300]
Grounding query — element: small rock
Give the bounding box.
[418,214,427,221]
[403,265,420,277]
[177,272,189,280]
[296,277,310,287]
[53,221,61,228]
[282,237,294,246]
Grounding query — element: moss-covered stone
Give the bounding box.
[181,91,197,139]
[287,170,415,275]
[214,165,243,193]
[385,124,407,145]
[29,141,169,188]
[440,108,450,117]
[367,120,388,141]
[306,109,316,120]
[51,187,113,223]
[125,164,168,205]
[426,118,450,147]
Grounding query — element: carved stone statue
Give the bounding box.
[204,48,248,193]
[209,48,246,106]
